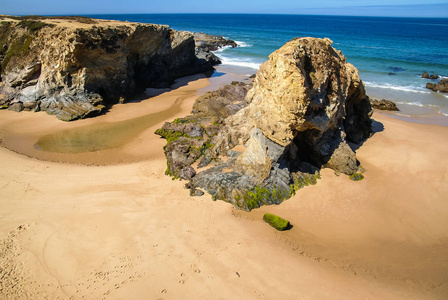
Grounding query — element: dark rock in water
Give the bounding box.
[370,98,399,111]
[426,78,448,93]
[194,32,237,52]
[157,37,372,211]
[195,47,221,65]
[0,16,215,121]
[263,213,290,231]
[422,72,440,80]
[193,32,237,67]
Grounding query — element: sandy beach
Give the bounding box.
[1,73,448,299]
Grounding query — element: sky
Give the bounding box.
[1,0,447,18]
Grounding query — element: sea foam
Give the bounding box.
[219,56,261,70]
[364,81,431,94]
[235,41,252,48]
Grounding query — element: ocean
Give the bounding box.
[88,14,448,118]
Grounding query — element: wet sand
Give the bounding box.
[0,74,211,165]
[1,73,448,299]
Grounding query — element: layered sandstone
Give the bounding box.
[0,16,217,120]
[157,37,373,211]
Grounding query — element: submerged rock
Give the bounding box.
[157,37,372,211]
[0,16,216,121]
[422,72,439,80]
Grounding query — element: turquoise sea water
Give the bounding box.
[88,14,448,117]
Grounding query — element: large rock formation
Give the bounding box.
[0,16,219,121]
[157,37,372,211]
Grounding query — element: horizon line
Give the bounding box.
[10,12,448,20]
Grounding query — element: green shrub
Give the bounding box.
[17,20,51,32]
[1,34,33,72]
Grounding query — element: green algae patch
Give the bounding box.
[154,128,187,144]
[349,173,364,181]
[263,213,290,231]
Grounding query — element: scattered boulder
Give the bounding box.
[370,98,399,111]
[190,188,205,197]
[8,102,23,112]
[426,78,448,93]
[263,213,290,231]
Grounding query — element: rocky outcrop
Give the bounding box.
[422,72,439,80]
[370,98,399,111]
[155,81,251,179]
[426,78,448,93]
[194,33,237,66]
[0,16,216,121]
[193,32,237,52]
[156,37,372,211]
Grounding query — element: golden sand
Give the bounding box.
[1,74,447,299]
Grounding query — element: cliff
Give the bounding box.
[0,16,219,121]
[156,37,373,211]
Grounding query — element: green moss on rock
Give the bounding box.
[263,213,290,231]
[154,128,186,144]
[349,173,364,181]
[289,172,320,197]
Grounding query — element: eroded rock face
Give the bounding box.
[157,37,372,211]
[0,16,216,120]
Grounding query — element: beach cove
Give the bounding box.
[1,65,448,298]
[1,13,448,300]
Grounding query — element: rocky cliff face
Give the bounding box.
[157,37,372,211]
[0,16,217,121]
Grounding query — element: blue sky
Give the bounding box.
[1,0,447,18]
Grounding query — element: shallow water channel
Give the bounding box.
[35,95,184,154]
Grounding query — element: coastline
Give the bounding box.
[1,67,448,299]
